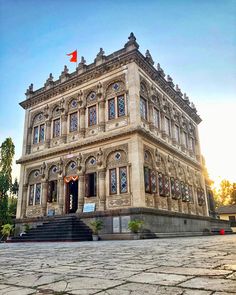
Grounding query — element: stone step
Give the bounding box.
[12,216,92,242]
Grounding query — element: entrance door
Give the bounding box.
[66,180,78,214]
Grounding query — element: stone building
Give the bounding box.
[16,33,228,236]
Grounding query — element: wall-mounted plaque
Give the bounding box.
[83,203,96,213]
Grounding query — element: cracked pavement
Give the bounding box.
[0,235,235,294]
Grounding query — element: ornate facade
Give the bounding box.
[16,33,209,221]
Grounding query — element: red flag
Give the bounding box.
[67,50,77,62]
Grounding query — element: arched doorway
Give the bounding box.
[65,161,78,214]
[66,178,78,214]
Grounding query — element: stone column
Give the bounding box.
[148,102,154,131]
[98,100,105,132]
[154,193,160,209]
[61,113,68,143]
[45,119,51,148]
[171,119,176,145]
[178,198,183,213]
[167,178,172,211]
[41,180,48,216]
[26,127,32,154]
[180,127,185,152]
[58,177,65,215]
[193,187,199,215]
[160,111,167,139]
[79,107,85,137]
[98,169,106,210]
[194,126,201,157]
[21,184,28,218]
[77,174,85,212]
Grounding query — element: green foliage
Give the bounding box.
[0,197,11,228]
[11,178,19,196]
[0,172,10,198]
[89,219,103,235]
[0,138,15,185]
[8,197,17,218]
[128,220,144,233]
[213,180,236,207]
[24,224,30,233]
[1,223,14,238]
[0,138,16,227]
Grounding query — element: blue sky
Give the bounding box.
[0,0,235,184]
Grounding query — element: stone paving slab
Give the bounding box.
[0,235,235,294]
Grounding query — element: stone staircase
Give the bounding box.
[10,215,93,242]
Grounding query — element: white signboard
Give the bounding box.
[83,203,96,213]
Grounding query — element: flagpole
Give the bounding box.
[76,49,77,70]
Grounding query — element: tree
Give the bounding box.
[11,178,19,196]
[230,183,236,205]
[0,138,15,227]
[213,180,236,207]
[0,137,15,185]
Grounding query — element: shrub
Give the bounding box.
[89,220,103,235]
[128,220,144,233]
[24,224,30,233]
[1,224,14,238]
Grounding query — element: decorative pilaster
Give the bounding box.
[77,174,85,213]
[26,127,32,154]
[170,118,176,145]
[180,126,186,152]
[58,177,65,215]
[193,187,199,215]
[178,198,183,213]
[45,119,51,148]
[98,100,105,132]
[79,107,85,137]
[148,102,154,131]
[21,184,28,218]
[61,113,68,143]
[98,169,106,210]
[160,111,167,139]
[42,180,48,216]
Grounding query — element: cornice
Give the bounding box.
[16,126,202,170]
[20,47,201,124]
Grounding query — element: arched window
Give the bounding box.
[143,150,157,194]
[28,170,42,206]
[86,92,97,127]
[85,156,97,197]
[106,81,126,121]
[68,99,78,132]
[52,106,61,138]
[32,113,45,144]
[48,165,58,203]
[107,150,128,195]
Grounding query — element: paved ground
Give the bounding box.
[0,235,235,295]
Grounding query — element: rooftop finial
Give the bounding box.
[157,63,165,77]
[44,73,54,88]
[60,65,69,81]
[97,47,105,58]
[63,65,69,74]
[183,93,190,104]
[145,50,154,66]
[29,83,33,92]
[80,56,86,64]
[25,83,34,98]
[128,32,136,42]
[190,102,197,112]
[167,75,174,88]
[167,75,172,83]
[124,32,139,50]
[77,56,87,73]
[175,84,183,97]
[95,48,106,65]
